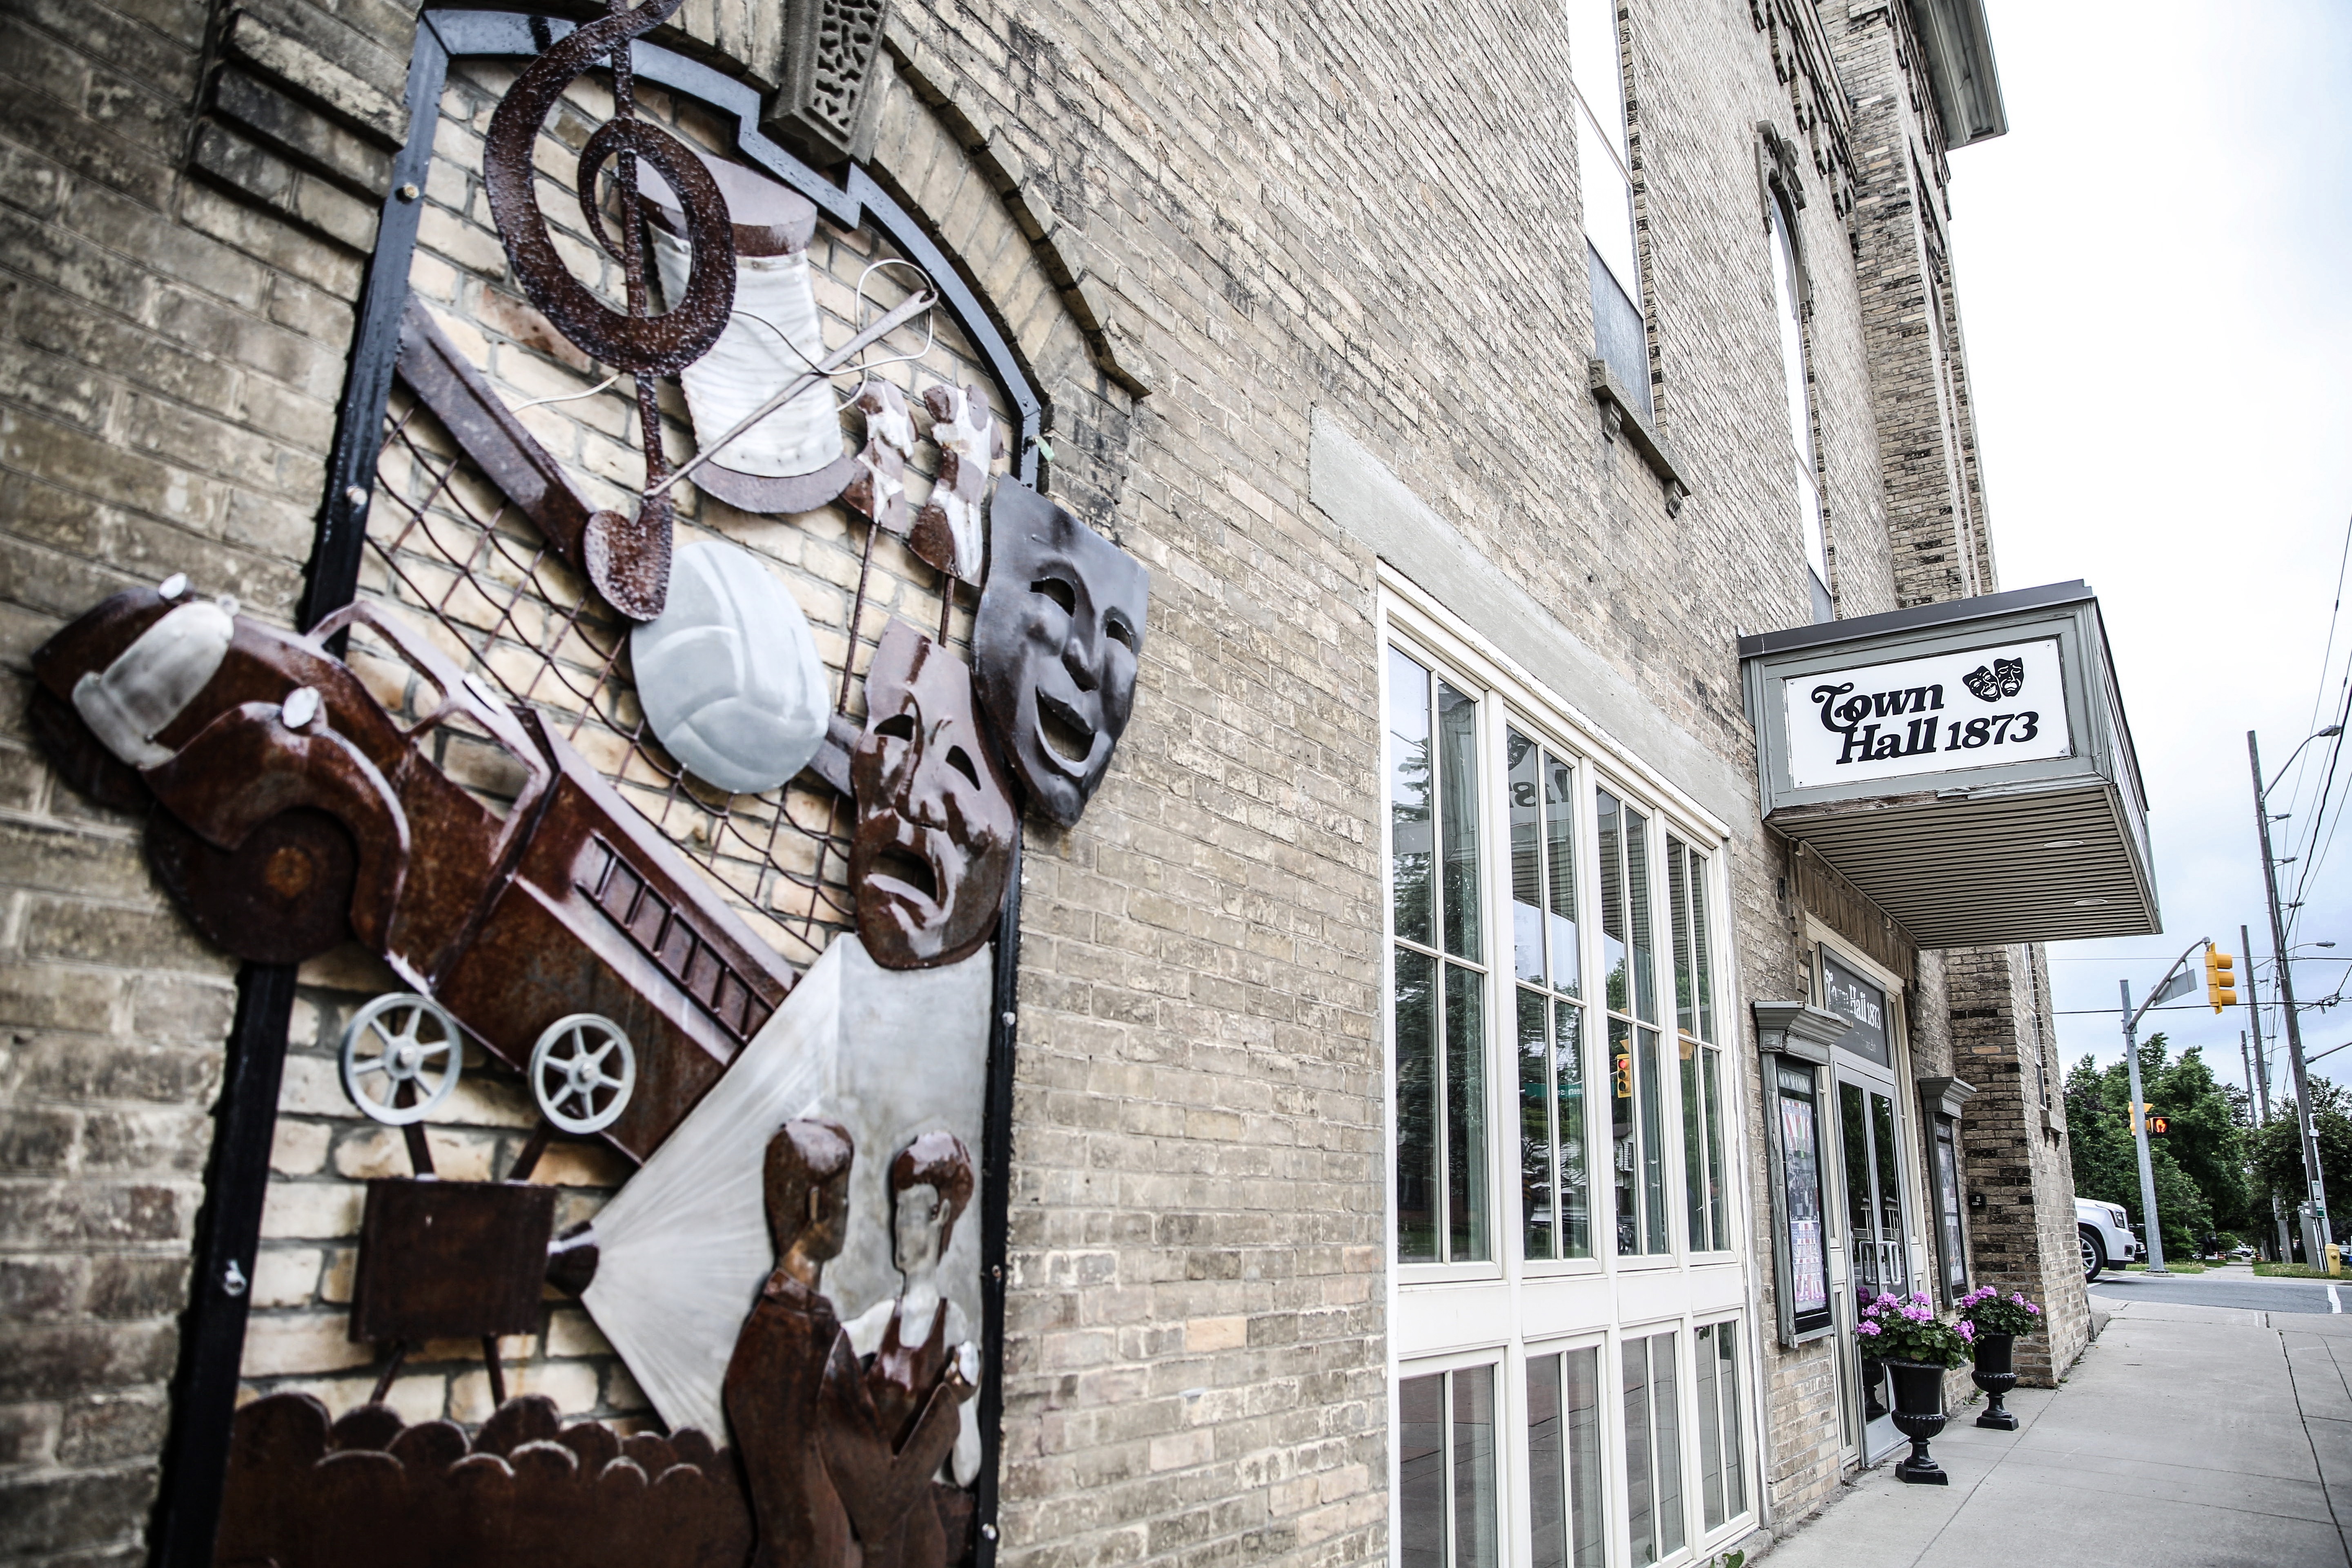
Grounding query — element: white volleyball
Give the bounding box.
[630,541,828,795]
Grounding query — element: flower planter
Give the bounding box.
[1883,1359,1951,1486]
[1971,1330,2019,1430]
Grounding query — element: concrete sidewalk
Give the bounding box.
[1759,1294,2352,1568]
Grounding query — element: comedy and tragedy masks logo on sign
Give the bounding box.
[1961,657,2025,703]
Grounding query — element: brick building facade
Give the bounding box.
[0,0,2122,1564]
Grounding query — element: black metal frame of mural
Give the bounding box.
[155,13,1038,1564]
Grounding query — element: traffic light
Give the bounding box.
[2205,944,2237,1013]
[2148,1111,2171,1138]
[1613,1050,1633,1100]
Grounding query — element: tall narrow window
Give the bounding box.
[1567,0,1648,414]
[1512,731,1590,1261]
[1622,1332,1685,1564]
[1769,195,1829,621]
[1601,791,1668,1254]
[1527,1348,1607,1568]
[1670,837,1727,1251]
[1390,648,1490,1263]
[1692,1320,1748,1530]
[1401,1367,1501,1568]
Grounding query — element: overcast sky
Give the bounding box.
[1953,1,2352,1096]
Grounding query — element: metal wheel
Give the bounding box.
[2080,1225,2105,1283]
[341,992,463,1125]
[528,1014,635,1135]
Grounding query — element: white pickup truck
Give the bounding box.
[2077,1197,2143,1281]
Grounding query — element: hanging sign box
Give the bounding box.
[1740,581,2158,948]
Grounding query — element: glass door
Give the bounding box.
[1838,1081,1908,1460]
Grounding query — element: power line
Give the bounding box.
[2293,514,2352,795]
[2281,518,2352,938]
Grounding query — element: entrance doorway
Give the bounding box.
[1817,944,1912,1465]
[1839,1079,1907,1459]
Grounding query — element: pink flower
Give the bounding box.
[1957,1320,1976,1342]
[1856,1320,1882,1337]
[2026,1302,2041,1315]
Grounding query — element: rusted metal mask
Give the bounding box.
[850,621,1015,969]
[973,483,1150,828]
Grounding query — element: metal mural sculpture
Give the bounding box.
[851,621,1018,971]
[974,481,1152,827]
[26,10,1152,1564]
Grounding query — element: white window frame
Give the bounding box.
[1381,570,1761,1568]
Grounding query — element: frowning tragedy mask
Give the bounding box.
[851,621,1016,969]
[974,483,1150,828]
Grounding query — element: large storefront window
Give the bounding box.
[1401,1366,1500,1568]
[1621,1331,1684,1565]
[1526,1348,1607,1568]
[1385,595,1753,1567]
[1599,791,1670,1256]
[1512,732,1592,1261]
[1391,648,1490,1263]
[1692,1320,1747,1531]
[1669,836,1728,1252]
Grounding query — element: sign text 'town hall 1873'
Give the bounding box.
[1780,637,2072,790]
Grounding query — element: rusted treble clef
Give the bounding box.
[482,0,737,620]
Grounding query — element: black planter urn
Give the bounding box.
[1971,1331,2019,1430]
[1883,1360,1951,1486]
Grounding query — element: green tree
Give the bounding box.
[2250,1076,2352,1244]
[2149,1044,2252,1233]
[2064,1036,2239,1256]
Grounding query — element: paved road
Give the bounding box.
[2089,1263,2343,1316]
[1763,1294,2352,1568]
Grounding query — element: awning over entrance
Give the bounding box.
[1739,581,2157,947]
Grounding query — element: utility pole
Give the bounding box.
[2245,922,2273,1123]
[2243,1031,2258,1119]
[2252,730,2330,1264]
[2245,920,2291,1261]
[2121,974,2173,1276]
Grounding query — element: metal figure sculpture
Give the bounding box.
[820,1120,971,1568]
[481,0,739,619]
[844,1132,982,1497]
[973,481,1152,827]
[843,381,916,536]
[909,384,1001,583]
[849,621,1016,970]
[726,1118,858,1568]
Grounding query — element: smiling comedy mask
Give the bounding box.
[851,621,1017,970]
[974,483,1150,828]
